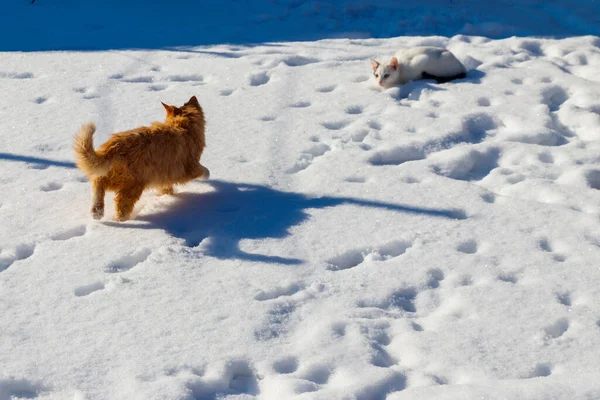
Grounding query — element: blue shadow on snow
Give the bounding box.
[106,180,466,265]
[0,152,76,169]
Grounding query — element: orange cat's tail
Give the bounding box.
[73,122,110,178]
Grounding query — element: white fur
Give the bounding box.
[371,47,467,89]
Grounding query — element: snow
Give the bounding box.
[2,1,600,400]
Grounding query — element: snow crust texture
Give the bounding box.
[1,28,600,400]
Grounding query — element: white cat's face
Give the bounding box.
[371,59,399,89]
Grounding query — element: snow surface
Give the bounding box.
[2,2,600,400]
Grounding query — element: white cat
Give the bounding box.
[370,47,467,89]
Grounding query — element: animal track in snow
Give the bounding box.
[450,113,497,145]
[367,120,381,130]
[367,144,426,166]
[165,74,204,83]
[248,72,270,86]
[122,76,154,83]
[281,55,319,67]
[480,192,496,203]
[316,85,336,93]
[351,129,369,142]
[254,282,305,301]
[539,238,553,252]
[74,281,105,297]
[297,363,333,385]
[355,371,407,399]
[273,356,299,374]
[585,170,600,190]
[220,89,234,96]
[0,243,35,273]
[0,377,43,399]
[370,115,497,168]
[520,40,544,56]
[104,248,151,273]
[73,86,100,99]
[321,120,351,130]
[345,176,367,183]
[538,238,567,262]
[427,268,445,288]
[260,115,276,122]
[0,71,33,79]
[289,101,311,108]
[525,363,552,378]
[254,302,295,340]
[368,327,396,367]
[456,239,478,254]
[167,359,259,399]
[327,240,413,271]
[477,97,491,107]
[543,317,569,340]
[457,274,474,286]
[541,85,568,112]
[357,287,418,313]
[40,182,63,192]
[353,76,369,83]
[147,84,167,91]
[331,322,346,337]
[402,176,420,184]
[327,249,364,270]
[497,273,518,284]
[51,225,86,241]
[286,143,331,173]
[432,147,501,182]
[538,152,554,164]
[556,292,572,307]
[33,96,48,104]
[345,105,364,115]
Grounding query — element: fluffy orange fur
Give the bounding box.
[73,96,208,221]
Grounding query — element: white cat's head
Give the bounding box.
[370,58,400,89]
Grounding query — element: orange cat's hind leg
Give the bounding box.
[157,186,175,196]
[91,177,107,219]
[114,184,144,221]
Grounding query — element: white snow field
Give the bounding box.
[2,2,600,400]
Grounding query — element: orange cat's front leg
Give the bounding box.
[187,163,210,181]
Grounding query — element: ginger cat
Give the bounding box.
[73,96,209,221]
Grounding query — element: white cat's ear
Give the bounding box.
[389,57,399,70]
[370,59,380,71]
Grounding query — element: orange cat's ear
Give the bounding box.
[389,57,399,70]
[370,59,379,71]
[161,102,175,115]
[185,95,200,108]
